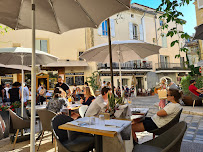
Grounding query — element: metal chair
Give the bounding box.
[133,121,187,152]
[79,105,88,118]
[36,109,56,151]
[150,109,182,138]
[189,91,203,108]
[51,114,94,152]
[9,109,30,150]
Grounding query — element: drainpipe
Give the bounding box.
[141,12,146,42]
[154,15,160,69]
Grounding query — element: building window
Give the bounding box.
[36,39,48,53]
[78,51,84,61]
[160,20,163,26]
[132,24,138,40]
[65,72,84,86]
[102,20,108,36]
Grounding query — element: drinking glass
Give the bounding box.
[89,117,96,128]
[99,115,105,127]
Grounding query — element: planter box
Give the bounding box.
[0,111,10,140]
[182,95,202,106]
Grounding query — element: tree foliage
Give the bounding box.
[156,0,192,58]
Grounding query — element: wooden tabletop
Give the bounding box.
[58,123,117,137]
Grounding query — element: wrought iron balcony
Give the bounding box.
[155,62,189,70]
[97,60,152,70]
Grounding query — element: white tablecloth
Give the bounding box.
[68,117,131,133]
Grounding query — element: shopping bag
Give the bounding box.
[157,89,167,99]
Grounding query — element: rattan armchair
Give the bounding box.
[133,121,187,152]
[9,109,30,149]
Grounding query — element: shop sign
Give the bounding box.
[65,72,84,75]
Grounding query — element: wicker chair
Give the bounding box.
[9,109,30,149]
[189,91,203,108]
[36,109,56,151]
[133,121,187,152]
[51,114,94,152]
[150,109,182,138]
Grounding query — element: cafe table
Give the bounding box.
[58,117,131,152]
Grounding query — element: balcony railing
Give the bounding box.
[98,60,152,70]
[155,62,189,70]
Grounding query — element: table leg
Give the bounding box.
[95,135,103,152]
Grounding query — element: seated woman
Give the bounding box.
[80,87,95,106]
[46,88,67,113]
[132,88,182,142]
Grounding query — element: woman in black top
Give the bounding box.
[8,82,21,104]
[80,87,95,106]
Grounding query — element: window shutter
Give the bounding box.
[129,22,133,40]
[139,24,144,41]
[197,0,203,9]
[41,40,48,53]
[110,19,115,37]
[35,39,41,51]
[98,24,102,35]
[162,34,167,48]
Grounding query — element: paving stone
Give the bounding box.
[187,128,196,132]
[190,123,199,127]
[184,136,194,140]
[185,134,194,137]
[193,140,203,144]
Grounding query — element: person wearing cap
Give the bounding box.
[85,87,110,117]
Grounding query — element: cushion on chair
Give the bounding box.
[133,145,163,152]
[62,135,94,152]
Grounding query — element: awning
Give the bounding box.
[43,61,89,68]
[0,64,31,76]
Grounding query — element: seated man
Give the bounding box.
[85,87,109,117]
[189,80,203,97]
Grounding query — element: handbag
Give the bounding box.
[157,89,167,99]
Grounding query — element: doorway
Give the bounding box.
[38,78,47,89]
[36,73,49,90]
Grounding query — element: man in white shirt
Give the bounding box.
[85,87,110,117]
[4,83,11,102]
[101,81,106,88]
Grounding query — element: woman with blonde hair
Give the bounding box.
[80,87,95,106]
[159,78,167,108]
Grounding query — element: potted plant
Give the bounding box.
[10,101,21,116]
[0,105,9,112]
[86,71,101,96]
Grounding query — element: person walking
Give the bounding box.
[4,83,11,103]
[158,79,167,109]
[8,82,21,104]
[20,83,29,103]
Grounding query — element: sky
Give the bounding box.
[131,0,197,36]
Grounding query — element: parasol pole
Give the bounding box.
[107,18,114,92]
[21,55,24,118]
[117,49,123,96]
[30,0,36,151]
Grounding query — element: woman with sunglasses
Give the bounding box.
[132,89,182,142]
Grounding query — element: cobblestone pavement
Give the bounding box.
[131,95,203,151]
